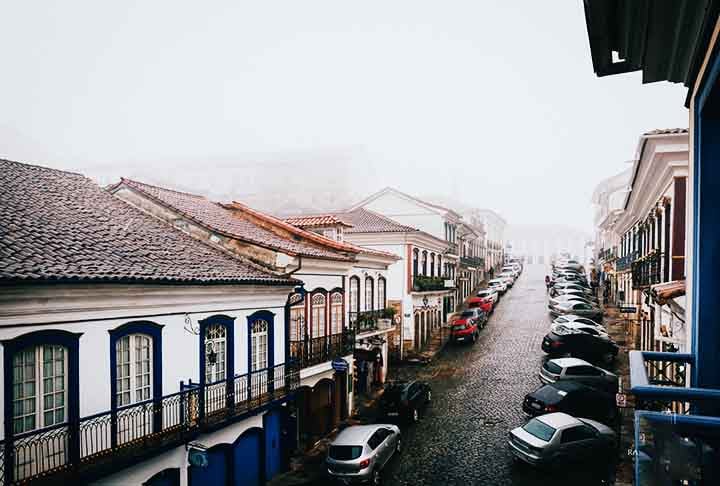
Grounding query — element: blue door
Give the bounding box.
[189,444,229,486]
[264,409,283,480]
[233,428,262,486]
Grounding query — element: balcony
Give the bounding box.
[412,275,447,292]
[460,256,484,268]
[289,330,355,368]
[630,351,720,484]
[616,250,640,271]
[445,242,458,255]
[349,310,394,334]
[598,247,617,261]
[632,251,662,289]
[0,362,299,485]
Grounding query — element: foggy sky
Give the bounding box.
[0,1,689,230]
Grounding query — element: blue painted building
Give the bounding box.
[582,1,720,483]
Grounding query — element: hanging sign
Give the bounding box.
[332,357,349,372]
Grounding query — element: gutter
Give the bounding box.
[283,255,303,277]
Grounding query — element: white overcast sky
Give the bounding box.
[0,1,688,230]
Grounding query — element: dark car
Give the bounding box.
[548,300,603,321]
[379,380,431,423]
[541,329,618,364]
[523,381,617,424]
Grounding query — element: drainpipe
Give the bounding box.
[283,255,303,277]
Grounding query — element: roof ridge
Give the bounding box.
[344,207,419,231]
[121,177,207,200]
[0,158,85,178]
[225,201,360,254]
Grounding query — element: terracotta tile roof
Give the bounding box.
[0,159,297,285]
[120,179,357,261]
[337,208,419,234]
[284,214,352,228]
[643,128,688,135]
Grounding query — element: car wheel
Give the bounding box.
[372,469,381,486]
[412,408,419,423]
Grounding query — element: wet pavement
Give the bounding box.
[372,264,617,486]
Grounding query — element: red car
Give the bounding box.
[450,310,486,344]
[467,296,493,313]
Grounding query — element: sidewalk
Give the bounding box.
[603,303,635,486]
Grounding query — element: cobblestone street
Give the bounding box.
[376,264,616,486]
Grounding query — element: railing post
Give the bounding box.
[268,365,275,396]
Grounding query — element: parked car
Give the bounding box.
[549,294,597,307]
[488,279,508,294]
[548,300,603,321]
[502,266,520,278]
[523,381,617,424]
[542,328,618,364]
[378,380,432,423]
[476,288,499,306]
[498,274,515,287]
[538,357,618,392]
[451,310,485,343]
[549,284,594,298]
[552,315,603,328]
[550,322,608,338]
[508,413,615,467]
[553,289,598,303]
[467,296,493,314]
[327,424,401,484]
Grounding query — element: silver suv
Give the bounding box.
[539,357,617,393]
[326,424,401,484]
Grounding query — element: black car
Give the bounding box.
[523,381,617,424]
[541,329,618,364]
[378,380,431,423]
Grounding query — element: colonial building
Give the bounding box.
[0,159,300,486]
[609,129,689,352]
[108,178,359,452]
[348,188,459,330]
[466,208,506,275]
[457,222,485,302]
[282,215,400,395]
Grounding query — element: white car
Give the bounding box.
[476,288,499,305]
[552,315,604,328]
[502,266,520,278]
[550,322,609,338]
[508,412,615,467]
[497,273,516,286]
[488,279,508,294]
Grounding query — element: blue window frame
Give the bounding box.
[2,330,82,483]
[199,315,236,386]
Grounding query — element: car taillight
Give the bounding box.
[545,405,557,412]
[359,458,370,469]
[550,341,562,348]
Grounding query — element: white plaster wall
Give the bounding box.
[361,194,445,240]
[0,289,288,442]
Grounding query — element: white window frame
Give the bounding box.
[115,334,153,407]
[312,293,326,338]
[330,292,343,335]
[12,345,68,434]
[251,320,269,372]
[204,324,227,384]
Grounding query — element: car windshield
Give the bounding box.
[522,419,556,442]
[543,361,563,374]
[460,311,475,318]
[329,445,364,460]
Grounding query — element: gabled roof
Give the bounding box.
[116,179,357,261]
[336,208,419,234]
[349,187,461,219]
[0,159,297,286]
[284,215,352,228]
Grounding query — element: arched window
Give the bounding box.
[204,324,227,383]
[250,319,269,372]
[12,345,68,433]
[422,251,428,276]
[365,276,374,311]
[330,292,344,334]
[312,293,327,338]
[349,276,360,314]
[430,253,436,277]
[413,248,419,276]
[378,277,387,309]
[116,334,153,406]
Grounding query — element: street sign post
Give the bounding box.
[616,393,627,408]
[331,357,349,372]
[620,306,637,313]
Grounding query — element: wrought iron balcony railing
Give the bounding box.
[412,275,447,292]
[630,351,720,484]
[349,310,394,334]
[0,362,300,485]
[460,256,485,268]
[289,330,355,368]
[445,242,458,255]
[598,247,617,261]
[632,251,662,289]
[616,250,640,271]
